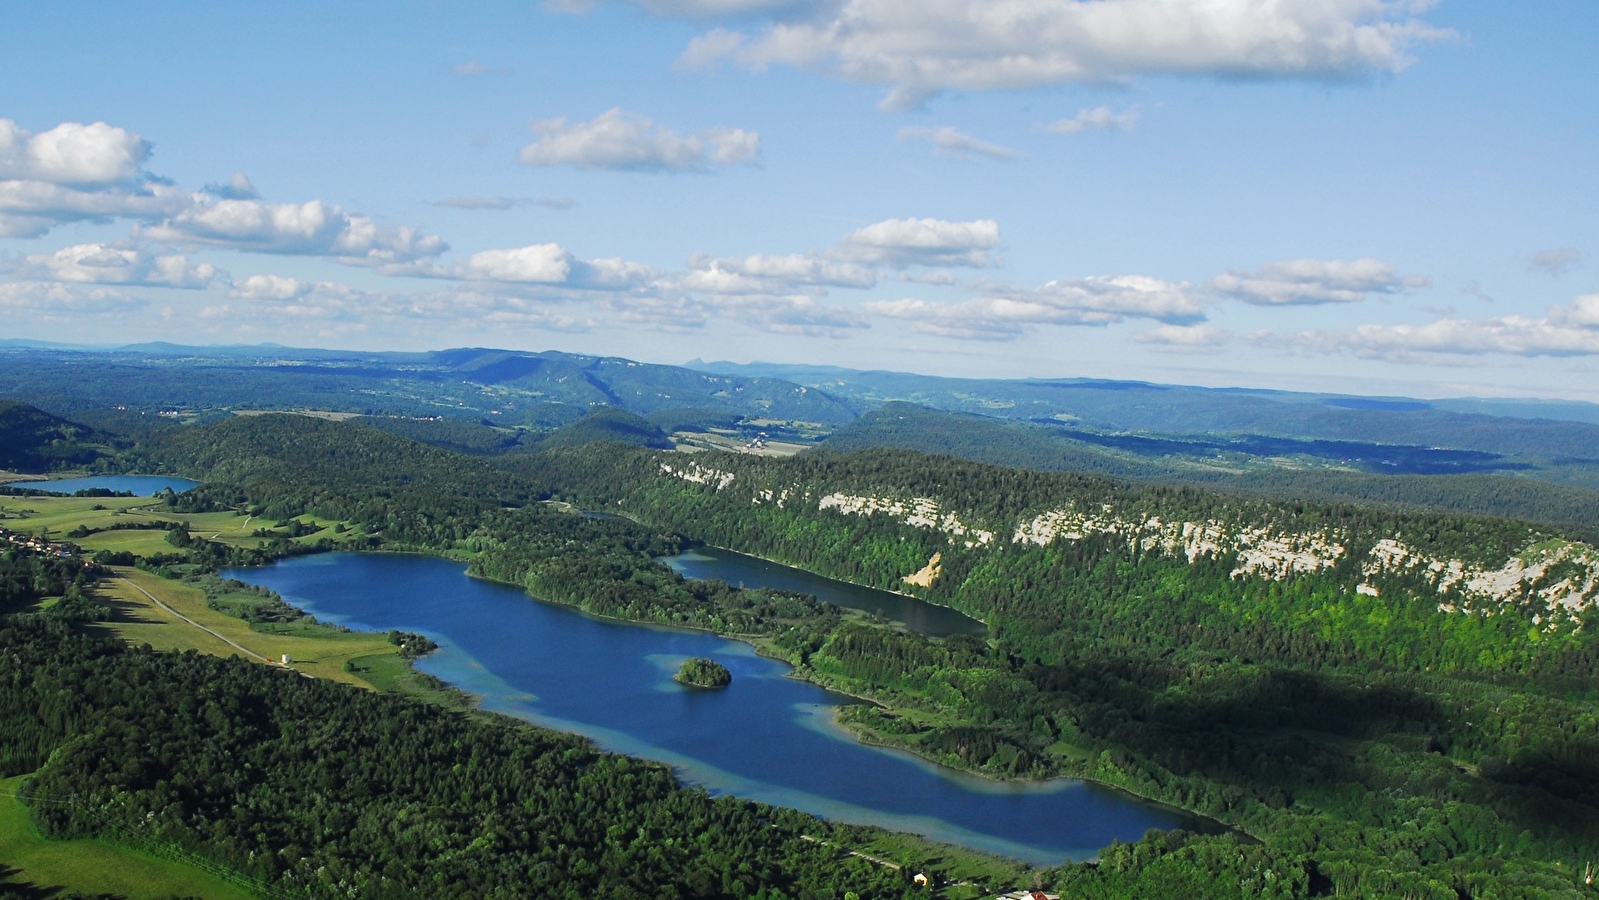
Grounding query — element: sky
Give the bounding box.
[1,1,1596,400]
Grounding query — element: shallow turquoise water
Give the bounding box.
[226,552,1208,864]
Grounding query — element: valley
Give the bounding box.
[3,349,1599,898]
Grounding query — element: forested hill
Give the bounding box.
[122,412,1599,896]
[531,445,1599,676]
[822,402,1599,535]
[0,400,117,473]
[147,414,536,502]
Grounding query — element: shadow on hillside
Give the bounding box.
[0,864,129,899]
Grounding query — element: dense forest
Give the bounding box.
[9,410,1599,897]
[0,401,119,473]
[822,403,1599,535]
[516,442,1599,898]
[0,610,925,899]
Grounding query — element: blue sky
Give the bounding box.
[1,1,1596,400]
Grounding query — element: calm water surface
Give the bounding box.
[663,545,986,637]
[225,552,1203,863]
[2,475,200,495]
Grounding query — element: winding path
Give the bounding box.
[118,576,275,665]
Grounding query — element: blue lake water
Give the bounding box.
[663,545,986,638]
[2,475,201,495]
[225,552,1206,864]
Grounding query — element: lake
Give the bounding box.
[224,552,1208,864]
[662,545,986,638]
[1,475,201,495]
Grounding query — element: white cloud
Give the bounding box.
[1276,294,1599,361]
[0,120,150,185]
[0,180,190,238]
[519,108,760,172]
[865,274,1201,339]
[834,217,1001,268]
[1212,258,1427,306]
[675,0,1451,109]
[1529,247,1582,277]
[573,257,661,290]
[0,119,190,238]
[897,126,1018,160]
[0,281,146,316]
[457,244,573,283]
[397,242,660,291]
[16,242,218,289]
[230,274,311,301]
[141,198,448,267]
[1045,106,1139,135]
[433,195,575,210]
[682,251,878,292]
[223,278,458,329]
[1134,322,1232,352]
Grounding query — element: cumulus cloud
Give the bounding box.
[433,195,575,210]
[141,198,448,267]
[1045,106,1139,135]
[0,119,150,184]
[456,244,574,283]
[674,0,1451,108]
[1212,258,1427,306]
[0,119,189,237]
[865,274,1201,339]
[1529,247,1582,277]
[16,242,218,289]
[519,108,759,172]
[0,118,449,257]
[897,126,1018,160]
[230,274,312,301]
[834,217,1002,268]
[1276,294,1599,361]
[399,242,660,292]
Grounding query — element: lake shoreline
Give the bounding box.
[272,545,1237,842]
[555,504,989,629]
[695,541,989,629]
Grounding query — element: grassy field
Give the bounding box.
[0,498,410,896]
[349,651,476,710]
[0,776,257,900]
[857,831,1036,897]
[93,568,398,688]
[0,494,361,557]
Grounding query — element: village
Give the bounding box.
[0,524,86,564]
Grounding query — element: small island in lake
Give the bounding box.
[675,657,732,689]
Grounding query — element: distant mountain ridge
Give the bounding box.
[0,344,857,427]
[689,360,1599,458]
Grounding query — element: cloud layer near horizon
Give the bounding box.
[5,115,1597,371]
